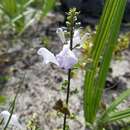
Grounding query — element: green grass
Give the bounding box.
[83,0,127,128]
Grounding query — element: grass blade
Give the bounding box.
[0,0,17,18]
[42,0,55,16]
[102,88,130,118]
[102,108,130,123]
[3,73,26,130]
[92,0,127,119]
[83,0,127,123]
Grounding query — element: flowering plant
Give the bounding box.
[37,8,83,130]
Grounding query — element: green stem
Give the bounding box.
[3,73,26,130]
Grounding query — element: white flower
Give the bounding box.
[70,30,89,48]
[56,28,89,48]
[37,47,59,65]
[56,28,66,43]
[0,111,22,129]
[37,44,78,70]
[73,29,82,46]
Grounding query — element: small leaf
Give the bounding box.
[53,99,70,115]
[0,96,6,104]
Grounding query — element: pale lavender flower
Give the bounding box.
[56,28,66,43]
[0,111,23,129]
[56,44,78,70]
[37,47,59,65]
[56,28,89,48]
[37,44,78,70]
[70,30,89,48]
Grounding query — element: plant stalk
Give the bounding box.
[63,69,71,130]
[63,25,73,130]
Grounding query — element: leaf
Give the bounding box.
[53,99,70,115]
[0,0,17,18]
[4,73,26,130]
[16,0,31,7]
[102,88,130,119]
[18,0,34,11]
[102,108,130,123]
[0,96,6,104]
[42,0,55,16]
[83,0,127,123]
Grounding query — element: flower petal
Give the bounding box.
[56,44,78,70]
[73,30,90,48]
[0,111,23,129]
[73,30,81,47]
[56,28,66,43]
[37,47,59,66]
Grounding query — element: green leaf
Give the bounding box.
[0,0,17,18]
[4,73,26,130]
[42,0,55,16]
[98,88,130,127]
[102,88,130,119]
[17,0,34,11]
[0,96,6,104]
[83,0,127,123]
[102,108,130,123]
[16,0,29,6]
